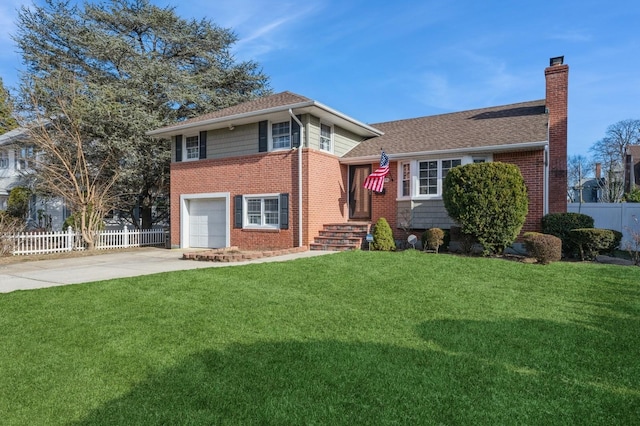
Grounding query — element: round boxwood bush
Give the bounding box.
[443,162,528,255]
[372,217,396,251]
[523,232,562,264]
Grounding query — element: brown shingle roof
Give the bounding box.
[156,91,311,131]
[344,100,548,158]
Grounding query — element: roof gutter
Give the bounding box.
[339,140,549,164]
[147,101,383,138]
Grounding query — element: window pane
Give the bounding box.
[245,197,279,227]
[419,161,438,195]
[402,163,411,197]
[0,151,8,169]
[272,122,290,149]
[186,136,199,159]
[320,124,331,151]
[442,159,461,179]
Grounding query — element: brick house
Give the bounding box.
[624,145,640,194]
[148,57,568,250]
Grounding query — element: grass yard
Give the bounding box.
[1,250,639,425]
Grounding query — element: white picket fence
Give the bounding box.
[568,202,640,247]
[5,227,166,256]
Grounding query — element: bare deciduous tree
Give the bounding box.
[589,119,640,203]
[24,74,120,249]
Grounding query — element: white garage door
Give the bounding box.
[188,199,226,248]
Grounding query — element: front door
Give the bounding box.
[349,165,371,220]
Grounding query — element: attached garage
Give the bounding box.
[180,193,230,249]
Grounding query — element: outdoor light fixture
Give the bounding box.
[550,56,564,66]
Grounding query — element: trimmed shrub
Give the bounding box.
[569,228,617,261]
[523,232,562,264]
[372,217,396,251]
[7,187,31,220]
[443,162,528,255]
[422,228,445,253]
[541,212,594,257]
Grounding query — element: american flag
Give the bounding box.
[363,151,390,193]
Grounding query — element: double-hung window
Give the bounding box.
[16,146,34,170]
[246,196,279,228]
[0,150,8,169]
[272,121,291,149]
[320,123,332,152]
[402,158,462,198]
[185,136,199,160]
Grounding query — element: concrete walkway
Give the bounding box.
[0,247,336,293]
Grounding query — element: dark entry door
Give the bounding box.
[349,165,371,220]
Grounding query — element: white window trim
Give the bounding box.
[269,120,291,151]
[183,134,200,162]
[397,157,488,200]
[319,122,334,153]
[243,193,280,229]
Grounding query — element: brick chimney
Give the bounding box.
[595,162,601,180]
[545,56,569,213]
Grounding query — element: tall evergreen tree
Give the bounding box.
[14,0,270,228]
[0,78,18,135]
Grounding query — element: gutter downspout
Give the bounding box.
[289,109,304,248]
[544,144,550,216]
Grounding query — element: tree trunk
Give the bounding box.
[140,204,153,230]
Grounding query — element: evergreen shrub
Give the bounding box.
[443,162,528,255]
[569,228,617,261]
[372,217,396,251]
[541,212,594,257]
[523,232,562,264]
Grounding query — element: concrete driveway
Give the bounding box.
[0,247,334,293]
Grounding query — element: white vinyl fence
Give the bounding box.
[4,226,166,256]
[568,202,640,248]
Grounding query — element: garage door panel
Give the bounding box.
[188,199,226,248]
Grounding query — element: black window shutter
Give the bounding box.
[175,135,183,162]
[234,195,243,228]
[291,116,301,148]
[258,120,268,152]
[199,131,207,159]
[280,193,289,230]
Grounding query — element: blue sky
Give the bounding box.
[1,0,639,159]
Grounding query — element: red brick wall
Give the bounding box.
[304,149,349,244]
[495,150,545,234]
[170,151,299,250]
[545,63,569,214]
[170,149,348,250]
[370,161,400,239]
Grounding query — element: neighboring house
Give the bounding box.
[625,145,640,193]
[0,127,68,230]
[570,163,602,203]
[148,57,568,251]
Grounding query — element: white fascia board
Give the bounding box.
[339,140,549,164]
[147,101,384,138]
[310,100,384,137]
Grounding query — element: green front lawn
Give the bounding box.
[1,251,639,425]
